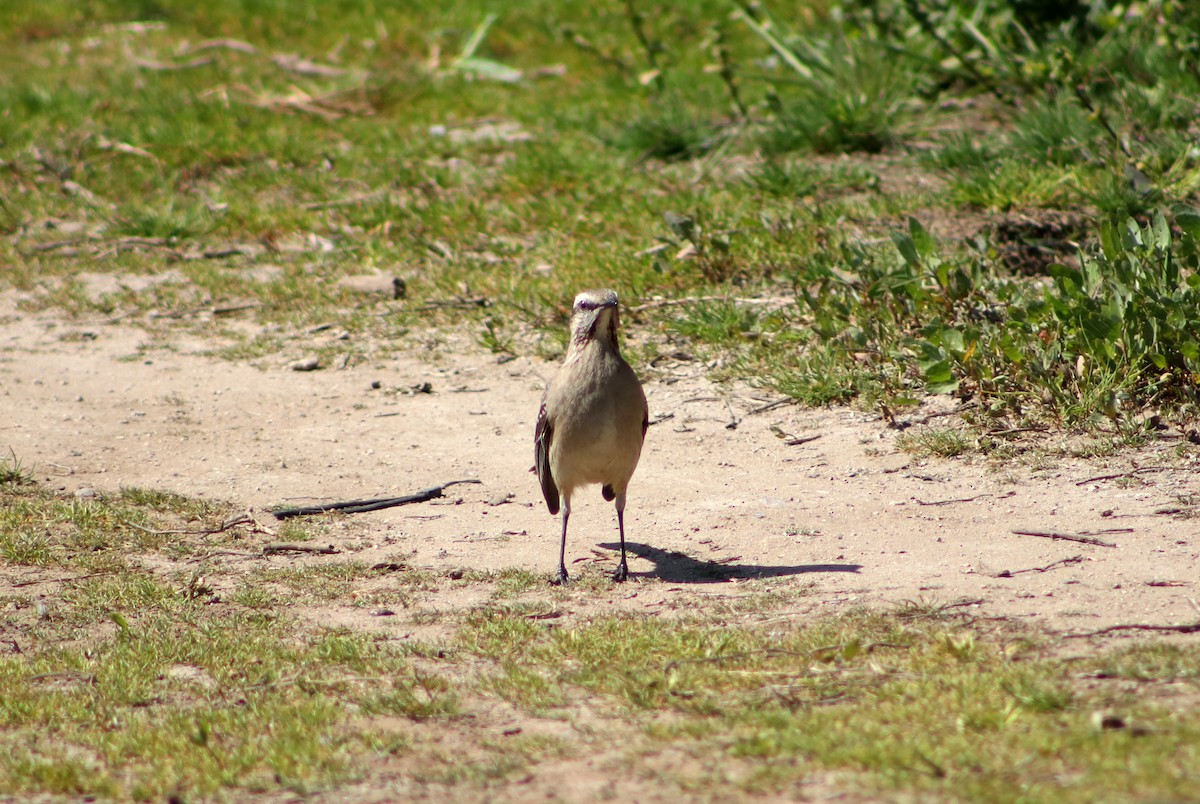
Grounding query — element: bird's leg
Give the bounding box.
[553,499,571,585]
[613,495,629,583]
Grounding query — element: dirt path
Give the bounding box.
[3,295,1199,636]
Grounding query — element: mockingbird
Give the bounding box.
[534,288,648,584]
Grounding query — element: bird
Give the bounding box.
[534,288,648,584]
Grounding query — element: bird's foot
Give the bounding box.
[612,561,628,583]
[552,567,569,586]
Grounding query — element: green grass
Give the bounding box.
[896,427,972,458]
[457,606,1200,799]
[4,473,1200,799]
[0,607,457,799]
[0,452,34,486]
[746,158,878,198]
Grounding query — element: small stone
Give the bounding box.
[74,487,97,500]
[291,356,321,372]
[337,274,405,299]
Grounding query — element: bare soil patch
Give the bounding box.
[4,291,1198,639]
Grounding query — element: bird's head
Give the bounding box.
[569,288,621,349]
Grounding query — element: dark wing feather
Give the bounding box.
[534,400,559,514]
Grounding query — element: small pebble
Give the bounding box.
[336,274,405,299]
[1093,712,1126,731]
[291,356,321,372]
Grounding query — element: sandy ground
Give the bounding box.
[4,291,1198,639]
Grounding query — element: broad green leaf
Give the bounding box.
[1175,206,1200,242]
[1121,217,1143,251]
[1049,263,1084,297]
[908,216,937,259]
[940,327,965,354]
[919,354,957,394]
[1151,211,1171,252]
[1082,311,1121,344]
[892,231,920,267]
[1002,344,1025,364]
[1099,221,1119,260]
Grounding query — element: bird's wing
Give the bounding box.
[534,400,560,515]
[640,395,649,443]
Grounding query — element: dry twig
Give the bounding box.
[937,598,985,611]
[1011,530,1118,548]
[1075,466,1173,486]
[134,56,215,71]
[1064,621,1200,639]
[13,570,122,588]
[271,479,482,519]
[180,38,258,55]
[262,543,339,555]
[122,512,270,537]
[747,397,796,415]
[988,555,1084,578]
[916,490,1015,506]
[271,53,354,77]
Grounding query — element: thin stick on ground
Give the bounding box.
[13,570,123,588]
[1011,530,1118,548]
[746,397,796,416]
[262,543,340,555]
[123,512,266,536]
[1075,467,1174,486]
[989,555,1084,578]
[938,598,985,611]
[1063,621,1200,639]
[916,490,1015,506]
[271,479,482,519]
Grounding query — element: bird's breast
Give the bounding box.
[546,350,645,492]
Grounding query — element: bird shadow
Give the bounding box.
[600,541,862,584]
